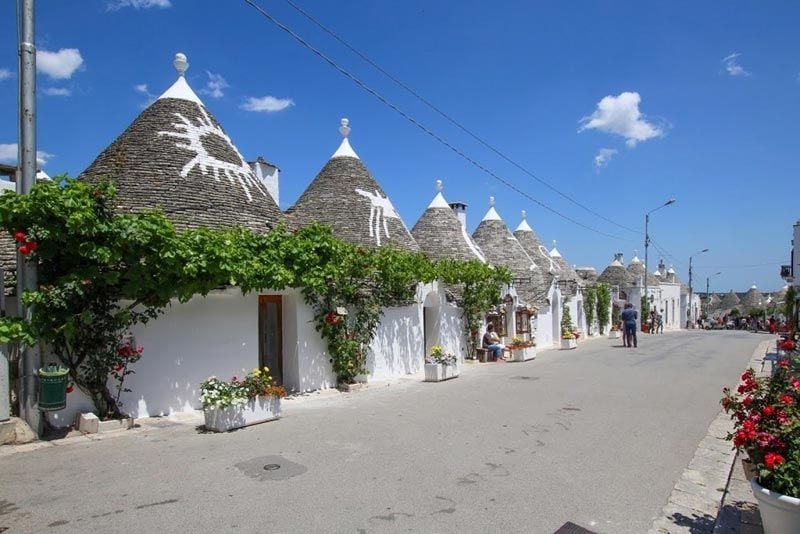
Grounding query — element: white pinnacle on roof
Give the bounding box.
[331,118,360,159]
[158,53,205,106]
[550,240,562,258]
[667,266,676,274]
[751,283,757,289]
[427,179,450,209]
[515,209,533,232]
[630,250,642,264]
[481,196,502,221]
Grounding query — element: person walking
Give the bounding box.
[657,311,664,334]
[621,303,638,349]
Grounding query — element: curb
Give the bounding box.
[648,339,773,534]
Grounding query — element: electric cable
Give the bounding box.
[242,0,623,240]
[279,0,641,235]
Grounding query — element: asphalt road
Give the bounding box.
[0,330,762,534]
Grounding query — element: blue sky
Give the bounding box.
[1,0,797,293]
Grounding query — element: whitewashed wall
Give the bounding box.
[367,304,424,381]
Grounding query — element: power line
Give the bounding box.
[279,0,641,236]
[242,0,623,240]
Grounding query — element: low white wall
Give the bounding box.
[535,308,555,348]
[368,304,424,381]
[438,304,467,362]
[292,295,335,391]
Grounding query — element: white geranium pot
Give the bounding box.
[424,363,459,382]
[560,338,577,350]
[608,330,621,339]
[203,395,281,432]
[751,478,800,534]
[510,347,536,362]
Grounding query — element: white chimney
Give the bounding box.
[449,201,468,229]
[249,156,280,207]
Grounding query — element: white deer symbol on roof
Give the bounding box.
[355,188,400,246]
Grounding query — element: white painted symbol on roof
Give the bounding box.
[158,106,266,202]
[538,245,560,274]
[355,188,400,246]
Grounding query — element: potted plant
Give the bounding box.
[720,358,800,533]
[424,345,459,382]
[608,324,622,339]
[560,330,577,349]
[508,336,536,362]
[200,367,287,432]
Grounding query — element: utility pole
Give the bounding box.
[644,199,675,331]
[688,248,710,329]
[17,0,41,435]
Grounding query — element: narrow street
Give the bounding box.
[0,331,762,534]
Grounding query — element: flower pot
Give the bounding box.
[751,478,800,534]
[203,395,281,432]
[608,330,621,339]
[510,347,536,362]
[560,338,577,350]
[741,458,757,481]
[424,363,459,382]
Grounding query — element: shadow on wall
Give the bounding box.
[368,305,424,381]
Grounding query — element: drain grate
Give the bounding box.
[263,463,281,471]
[553,522,596,534]
[235,455,307,481]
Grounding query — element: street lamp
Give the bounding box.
[688,248,710,327]
[705,271,722,317]
[644,198,676,324]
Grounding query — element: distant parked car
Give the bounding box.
[726,320,736,330]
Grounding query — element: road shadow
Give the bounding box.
[666,510,715,533]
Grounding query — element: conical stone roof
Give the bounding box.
[740,285,765,308]
[548,240,581,296]
[472,198,547,306]
[597,254,635,287]
[287,119,419,252]
[513,210,554,288]
[80,53,281,234]
[721,290,741,308]
[627,253,660,286]
[411,180,485,262]
[575,267,599,285]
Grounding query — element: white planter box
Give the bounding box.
[203,396,281,432]
[424,363,459,382]
[560,338,577,350]
[510,347,536,362]
[608,330,621,339]
[751,478,800,534]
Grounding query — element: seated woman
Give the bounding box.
[482,323,506,362]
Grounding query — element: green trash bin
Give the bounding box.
[38,365,69,412]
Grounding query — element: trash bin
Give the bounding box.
[38,365,69,411]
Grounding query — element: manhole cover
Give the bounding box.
[235,455,307,481]
[511,376,539,381]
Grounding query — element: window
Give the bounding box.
[515,311,531,334]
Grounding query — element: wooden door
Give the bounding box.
[258,295,283,385]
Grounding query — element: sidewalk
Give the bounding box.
[649,339,772,534]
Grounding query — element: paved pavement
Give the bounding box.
[0,330,763,534]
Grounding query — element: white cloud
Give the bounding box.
[722,53,751,77]
[42,87,71,97]
[201,71,228,99]
[594,148,618,170]
[107,0,171,10]
[134,83,157,107]
[0,68,12,80]
[0,143,54,166]
[241,96,295,113]
[37,49,83,80]
[579,91,663,147]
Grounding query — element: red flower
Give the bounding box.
[780,394,794,405]
[778,359,790,369]
[741,369,755,381]
[27,240,38,252]
[742,395,753,407]
[136,346,144,354]
[13,230,26,242]
[763,406,775,417]
[66,385,74,394]
[777,410,790,426]
[764,452,785,469]
[18,244,30,255]
[791,378,800,392]
[114,364,125,372]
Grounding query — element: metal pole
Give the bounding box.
[706,277,710,317]
[644,213,649,331]
[17,0,41,435]
[688,256,693,328]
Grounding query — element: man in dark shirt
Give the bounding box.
[621,303,638,349]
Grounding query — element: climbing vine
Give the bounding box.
[595,283,611,334]
[582,286,597,334]
[0,179,511,414]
